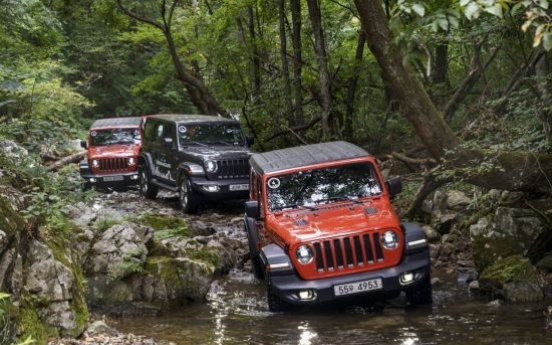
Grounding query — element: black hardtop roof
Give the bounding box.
[250,141,371,174]
[90,117,142,129]
[144,114,239,125]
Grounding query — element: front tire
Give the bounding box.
[267,277,290,312]
[245,217,263,279]
[406,276,433,307]
[179,175,198,214]
[140,169,158,199]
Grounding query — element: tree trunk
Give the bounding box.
[353,0,552,195]
[306,0,332,138]
[433,40,448,85]
[278,0,293,126]
[343,31,365,140]
[290,0,304,126]
[117,0,227,117]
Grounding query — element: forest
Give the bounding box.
[1,0,551,225]
[0,0,551,343]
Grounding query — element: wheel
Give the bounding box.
[179,175,198,214]
[406,275,433,307]
[245,217,263,279]
[140,169,158,199]
[267,277,290,312]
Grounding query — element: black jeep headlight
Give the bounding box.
[204,160,218,173]
[381,230,399,250]
[91,159,100,168]
[295,244,314,264]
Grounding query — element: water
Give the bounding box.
[112,270,552,345]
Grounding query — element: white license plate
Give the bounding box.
[334,278,382,296]
[229,184,249,191]
[103,176,124,182]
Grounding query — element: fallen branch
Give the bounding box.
[46,151,86,172]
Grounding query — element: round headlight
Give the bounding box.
[381,230,399,250]
[295,244,314,264]
[91,159,100,168]
[128,157,136,166]
[205,160,218,173]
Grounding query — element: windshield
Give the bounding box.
[177,123,246,146]
[266,162,383,212]
[89,128,141,146]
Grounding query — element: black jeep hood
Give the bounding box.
[182,145,253,160]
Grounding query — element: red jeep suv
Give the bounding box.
[244,141,432,311]
[79,117,142,190]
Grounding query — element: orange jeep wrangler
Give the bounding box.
[79,117,142,190]
[244,141,432,311]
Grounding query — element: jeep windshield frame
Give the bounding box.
[89,127,141,146]
[265,161,383,213]
[177,123,246,147]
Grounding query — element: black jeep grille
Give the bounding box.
[98,158,128,171]
[214,159,249,179]
[312,233,384,273]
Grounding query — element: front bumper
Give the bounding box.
[80,163,139,187]
[267,249,430,306]
[189,176,250,200]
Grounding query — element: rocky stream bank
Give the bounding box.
[2,175,552,344]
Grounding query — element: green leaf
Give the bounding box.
[539,0,549,9]
[484,4,503,18]
[412,3,425,17]
[543,32,552,51]
[438,18,449,31]
[465,2,481,20]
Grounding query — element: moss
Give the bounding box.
[17,297,57,345]
[188,247,221,268]
[138,214,189,236]
[145,256,181,286]
[0,196,26,237]
[480,255,536,284]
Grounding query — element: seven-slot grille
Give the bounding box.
[214,159,249,179]
[312,233,384,273]
[98,158,128,171]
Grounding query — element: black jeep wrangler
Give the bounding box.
[139,114,254,213]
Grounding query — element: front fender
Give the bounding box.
[402,222,430,255]
[260,244,295,277]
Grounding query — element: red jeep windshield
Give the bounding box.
[90,128,141,146]
[266,162,383,212]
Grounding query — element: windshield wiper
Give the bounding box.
[315,196,362,205]
[273,203,317,211]
[182,141,207,147]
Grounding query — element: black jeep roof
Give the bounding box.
[250,141,371,174]
[144,114,238,124]
[90,117,142,129]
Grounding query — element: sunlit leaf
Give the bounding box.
[484,4,503,17]
[544,32,552,51]
[412,3,425,17]
[465,2,481,20]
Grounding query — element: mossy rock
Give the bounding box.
[139,214,189,238]
[480,255,536,283]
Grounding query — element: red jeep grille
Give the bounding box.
[215,159,249,179]
[98,158,128,171]
[312,233,384,273]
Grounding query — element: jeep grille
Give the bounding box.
[214,159,249,179]
[97,158,128,171]
[312,233,384,273]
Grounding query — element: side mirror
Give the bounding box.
[245,200,260,219]
[386,176,402,198]
[246,136,255,147]
[80,140,87,149]
[163,137,174,148]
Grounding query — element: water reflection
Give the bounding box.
[112,272,552,345]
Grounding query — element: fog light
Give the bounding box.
[202,185,220,192]
[298,290,317,301]
[399,272,414,285]
[89,178,97,183]
[130,174,139,180]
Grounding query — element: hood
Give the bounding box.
[267,199,400,244]
[88,144,140,158]
[182,145,252,160]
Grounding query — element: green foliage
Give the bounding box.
[93,217,123,233]
[480,254,536,283]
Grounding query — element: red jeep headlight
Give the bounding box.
[91,159,100,168]
[295,244,314,264]
[381,230,399,250]
[128,157,136,166]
